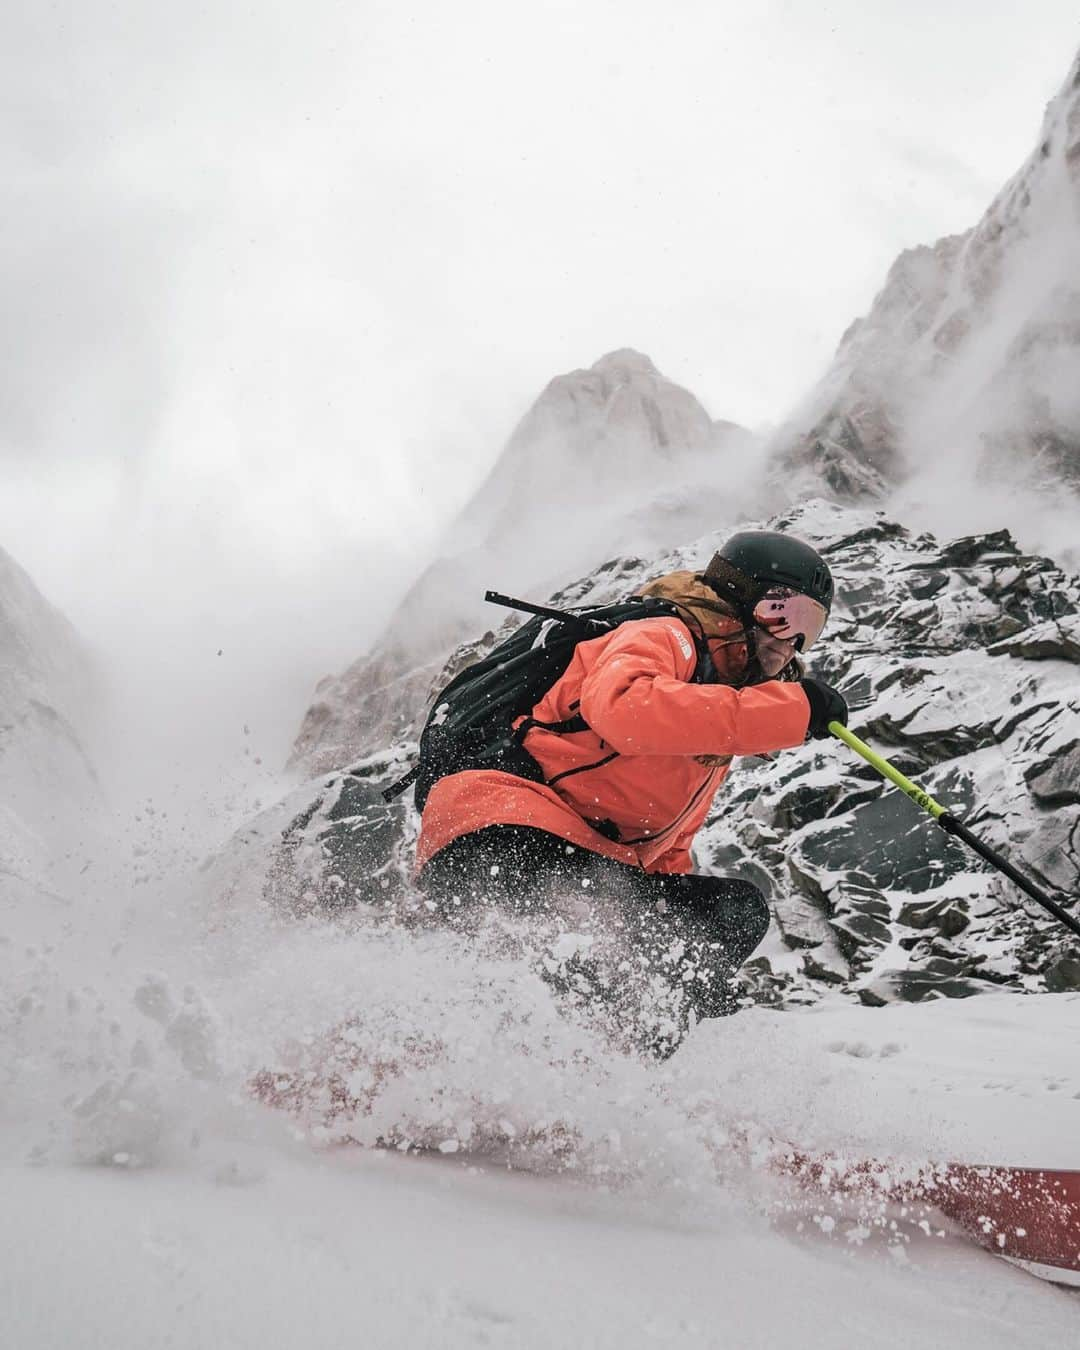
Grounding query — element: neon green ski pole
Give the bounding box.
[828,721,1080,941]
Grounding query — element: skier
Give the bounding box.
[414,531,848,1040]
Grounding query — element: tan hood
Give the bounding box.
[637,568,805,692]
[636,570,745,643]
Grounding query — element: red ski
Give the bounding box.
[778,1149,1080,1286]
[251,1038,1080,1285]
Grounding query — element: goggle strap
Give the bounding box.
[699,556,767,610]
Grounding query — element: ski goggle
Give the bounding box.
[751,586,828,653]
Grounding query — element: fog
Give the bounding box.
[3,1,1079,821]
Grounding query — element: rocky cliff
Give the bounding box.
[775,48,1080,505]
[261,52,1080,1026]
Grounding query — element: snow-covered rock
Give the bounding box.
[289,350,754,776]
[699,502,1080,1007]
[221,499,1080,1012]
[774,47,1080,505]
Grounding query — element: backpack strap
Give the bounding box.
[511,604,716,757]
[485,590,601,629]
[489,589,717,686]
[512,707,589,744]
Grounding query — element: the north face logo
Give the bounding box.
[667,624,693,661]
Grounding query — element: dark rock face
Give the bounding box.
[897,896,972,939]
[989,619,1080,663]
[1045,957,1080,992]
[694,503,1080,1005]
[778,413,891,502]
[262,760,417,918]
[1026,741,1080,805]
[220,499,1080,1010]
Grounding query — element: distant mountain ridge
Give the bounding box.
[466,348,730,548]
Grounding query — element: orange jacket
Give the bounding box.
[415,614,811,874]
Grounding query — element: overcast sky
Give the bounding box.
[2,1,1079,789]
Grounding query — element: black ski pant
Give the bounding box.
[418,825,769,1022]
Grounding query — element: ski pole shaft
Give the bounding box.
[936,812,1080,939]
[828,721,1080,942]
[829,722,947,818]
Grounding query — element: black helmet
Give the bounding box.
[700,530,834,655]
[709,530,834,610]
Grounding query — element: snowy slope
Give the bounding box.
[4,1104,1079,1350]
[289,350,755,776]
[774,47,1080,517]
[4,824,1080,1348]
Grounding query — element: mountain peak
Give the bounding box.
[588,349,660,378]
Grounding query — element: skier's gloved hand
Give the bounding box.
[801,678,848,741]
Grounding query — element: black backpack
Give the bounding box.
[383,590,715,810]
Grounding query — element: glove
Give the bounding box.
[801,678,848,741]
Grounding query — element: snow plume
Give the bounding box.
[10,776,1073,1189]
[889,64,1080,567]
[3,842,730,1188]
[5,631,1080,1349]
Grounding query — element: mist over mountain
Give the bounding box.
[773,47,1080,533]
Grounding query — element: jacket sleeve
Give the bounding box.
[578,617,811,757]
